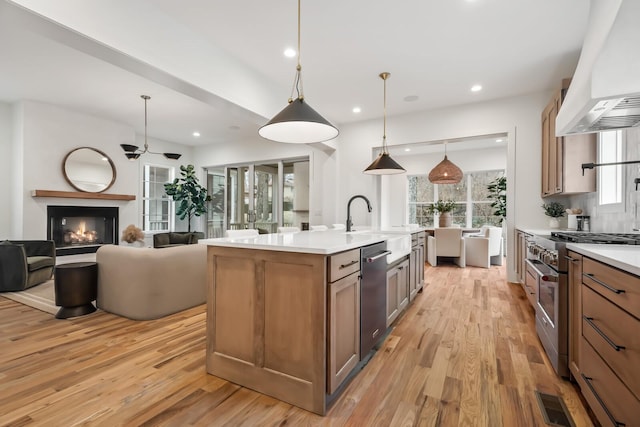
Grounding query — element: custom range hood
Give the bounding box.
[556,0,640,136]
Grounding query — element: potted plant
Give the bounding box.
[542,201,565,229]
[487,176,506,224]
[164,164,211,232]
[427,199,457,227]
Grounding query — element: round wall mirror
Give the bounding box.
[63,147,116,193]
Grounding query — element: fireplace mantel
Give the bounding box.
[32,190,135,201]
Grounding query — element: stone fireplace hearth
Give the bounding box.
[47,205,118,255]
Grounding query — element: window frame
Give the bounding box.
[597,130,625,214]
[141,163,175,233]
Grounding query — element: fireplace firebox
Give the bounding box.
[47,206,118,255]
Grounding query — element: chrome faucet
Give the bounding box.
[346,195,372,232]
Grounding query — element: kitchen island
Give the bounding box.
[199,230,416,415]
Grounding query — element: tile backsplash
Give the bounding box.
[568,127,640,233]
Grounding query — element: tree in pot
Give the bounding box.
[427,200,457,227]
[164,164,211,232]
[487,176,506,224]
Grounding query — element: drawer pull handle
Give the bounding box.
[564,255,579,263]
[581,374,626,427]
[583,316,625,351]
[339,260,359,269]
[583,273,625,294]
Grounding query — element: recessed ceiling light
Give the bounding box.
[496,138,503,142]
[193,131,200,137]
[471,84,483,92]
[404,148,411,152]
[404,95,419,102]
[352,107,361,113]
[284,48,296,58]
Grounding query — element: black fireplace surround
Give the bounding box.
[47,205,118,256]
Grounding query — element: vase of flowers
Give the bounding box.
[542,202,565,229]
[428,200,457,227]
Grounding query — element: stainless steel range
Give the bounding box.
[526,231,640,378]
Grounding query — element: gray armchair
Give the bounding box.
[0,240,56,292]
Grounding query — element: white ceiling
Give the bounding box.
[0,0,590,148]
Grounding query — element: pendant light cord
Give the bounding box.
[289,0,304,102]
[142,95,150,153]
[380,72,390,154]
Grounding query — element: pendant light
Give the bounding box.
[428,141,463,184]
[120,95,181,161]
[363,72,406,175]
[258,0,338,144]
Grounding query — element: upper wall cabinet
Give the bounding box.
[541,79,597,198]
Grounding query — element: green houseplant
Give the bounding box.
[542,201,565,229]
[427,199,457,227]
[164,164,211,232]
[487,176,506,223]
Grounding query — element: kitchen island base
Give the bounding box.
[206,246,329,415]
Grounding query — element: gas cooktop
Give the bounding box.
[550,232,640,245]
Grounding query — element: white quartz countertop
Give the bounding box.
[566,243,640,276]
[200,230,392,255]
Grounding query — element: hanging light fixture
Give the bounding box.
[120,95,182,161]
[363,72,406,175]
[428,141,463,184]
[258,0,338,144]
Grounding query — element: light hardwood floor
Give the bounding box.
[0,263,594,426]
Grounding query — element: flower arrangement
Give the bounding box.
[427,199,457,214]
[542,202,565,218]
[121,224,144,243]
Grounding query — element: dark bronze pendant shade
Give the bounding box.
[428,154,463,184]
[363,72,406,175]
[120,95,181,161]
[364,152,406,175]
[258,97,338,144]
[259,0,338,144]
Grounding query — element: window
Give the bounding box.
[598,130,623,207]
[408,170,505,227]
[142,165,174,231]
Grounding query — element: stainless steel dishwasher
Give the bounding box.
[360,241,390,359]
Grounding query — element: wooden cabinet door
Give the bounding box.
[387,267,399,327]
[418,243,425,291]
[327,271,360,394]
[398,259,409,312]
[566,250,583,384]
[409,247,418,301]
[541,104,552,197]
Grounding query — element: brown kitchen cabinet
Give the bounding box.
[566,250,583,385]
[541,79,597,197]
[409,231,425,301]
[387,257,409,327]
[327,270,360,394]
[578,256,640,427]
[515,229,529,284]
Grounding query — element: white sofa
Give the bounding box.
[96,244,207,320]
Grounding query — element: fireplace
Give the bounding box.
[47,206,118,255]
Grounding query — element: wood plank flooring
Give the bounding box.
[0,263,594,426]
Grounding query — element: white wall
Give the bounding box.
[337,91,552,282]
[6,100,192,242]
[0,102,12,238]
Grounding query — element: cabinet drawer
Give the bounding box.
[328,249,360,283]
[580,337,640,427]
[524,261,538,308]
[582,257,640,319]
[582,285,640,400]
